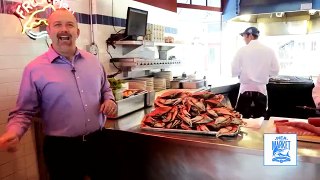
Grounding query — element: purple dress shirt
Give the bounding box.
[6,47,114,138]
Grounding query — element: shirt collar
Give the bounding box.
[248,39,259,45]
[46,46,82,63]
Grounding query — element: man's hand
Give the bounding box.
[100,99,117,117]
[0,131,19,152]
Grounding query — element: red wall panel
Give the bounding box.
[134,0,177,12]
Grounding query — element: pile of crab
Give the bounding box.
[141,90,246,137]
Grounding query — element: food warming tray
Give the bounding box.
[109,91,154,119]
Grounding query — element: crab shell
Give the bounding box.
[148,106,172,117]
[191,91,215,100]
[159,90,184,99]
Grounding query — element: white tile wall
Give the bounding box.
[0,57,26,70]
[6,83,20,96]
[77,23,92,50]
[0,84,7,98]
[67,0,90,14]
[0,69,23,84]
[0,110,10,124]
[0,10,43,179]
[0,96,16,112]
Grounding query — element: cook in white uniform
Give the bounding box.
[232,27,280,118]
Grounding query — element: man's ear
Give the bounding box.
[46,25,50,34]
[77,28,80,38]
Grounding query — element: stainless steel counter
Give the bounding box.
[105,108,320,163]
[104,108,320,180]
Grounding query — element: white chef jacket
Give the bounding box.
[232,40,280,96]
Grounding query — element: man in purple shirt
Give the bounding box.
[0,8,117,179]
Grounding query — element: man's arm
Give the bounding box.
[99,64,117,116]
[312,75,320,108]
[100,64,115,101]
[6,66,39,139]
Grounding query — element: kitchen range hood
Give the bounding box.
[223,0,320,35]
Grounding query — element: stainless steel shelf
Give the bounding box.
[110,58,182,77]
[114,40,144,45]
[144,41,181,51]
[113,40,144,54]
[143,41,180,47]
[113,40,182,58]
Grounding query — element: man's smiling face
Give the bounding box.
[46,9,80,55]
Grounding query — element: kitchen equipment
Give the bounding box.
[170,80,180,89]
[145,91,155,107]
[135,77,154,92]
[267,75,315,119]
[141,125,241,137]
[170,78,187,89]
[155,71,172,89]
[111,92,145,118]
[181,79,205,89]
[110,58,181,77]
[296,106,319,111]
[109,91,155,118]
[141,126,218,135]
[153,78,166,91]
[126,80,147,90]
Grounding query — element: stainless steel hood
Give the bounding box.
[231,10,315,23]
[229,10,320,35]
[223,0,320,35]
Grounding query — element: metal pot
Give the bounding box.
[170,80,181,89]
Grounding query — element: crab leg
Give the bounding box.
[177,113,192,127]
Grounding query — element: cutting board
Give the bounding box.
[297,136,320,143]
[268,117,320,143]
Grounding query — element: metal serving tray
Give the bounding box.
[140,126,241,137]
[141,127,217,135]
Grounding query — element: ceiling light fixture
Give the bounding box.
[275,12,285,18]
[309,9,317,15]
[239,15,251,22]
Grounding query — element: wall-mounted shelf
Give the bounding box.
[113,40,144,54]
[144,41,180,51]
[144,41,181,60]
[114,40,144,45]
[110,57,182,77]
[113,40,181,57]
[109,41,183,77]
